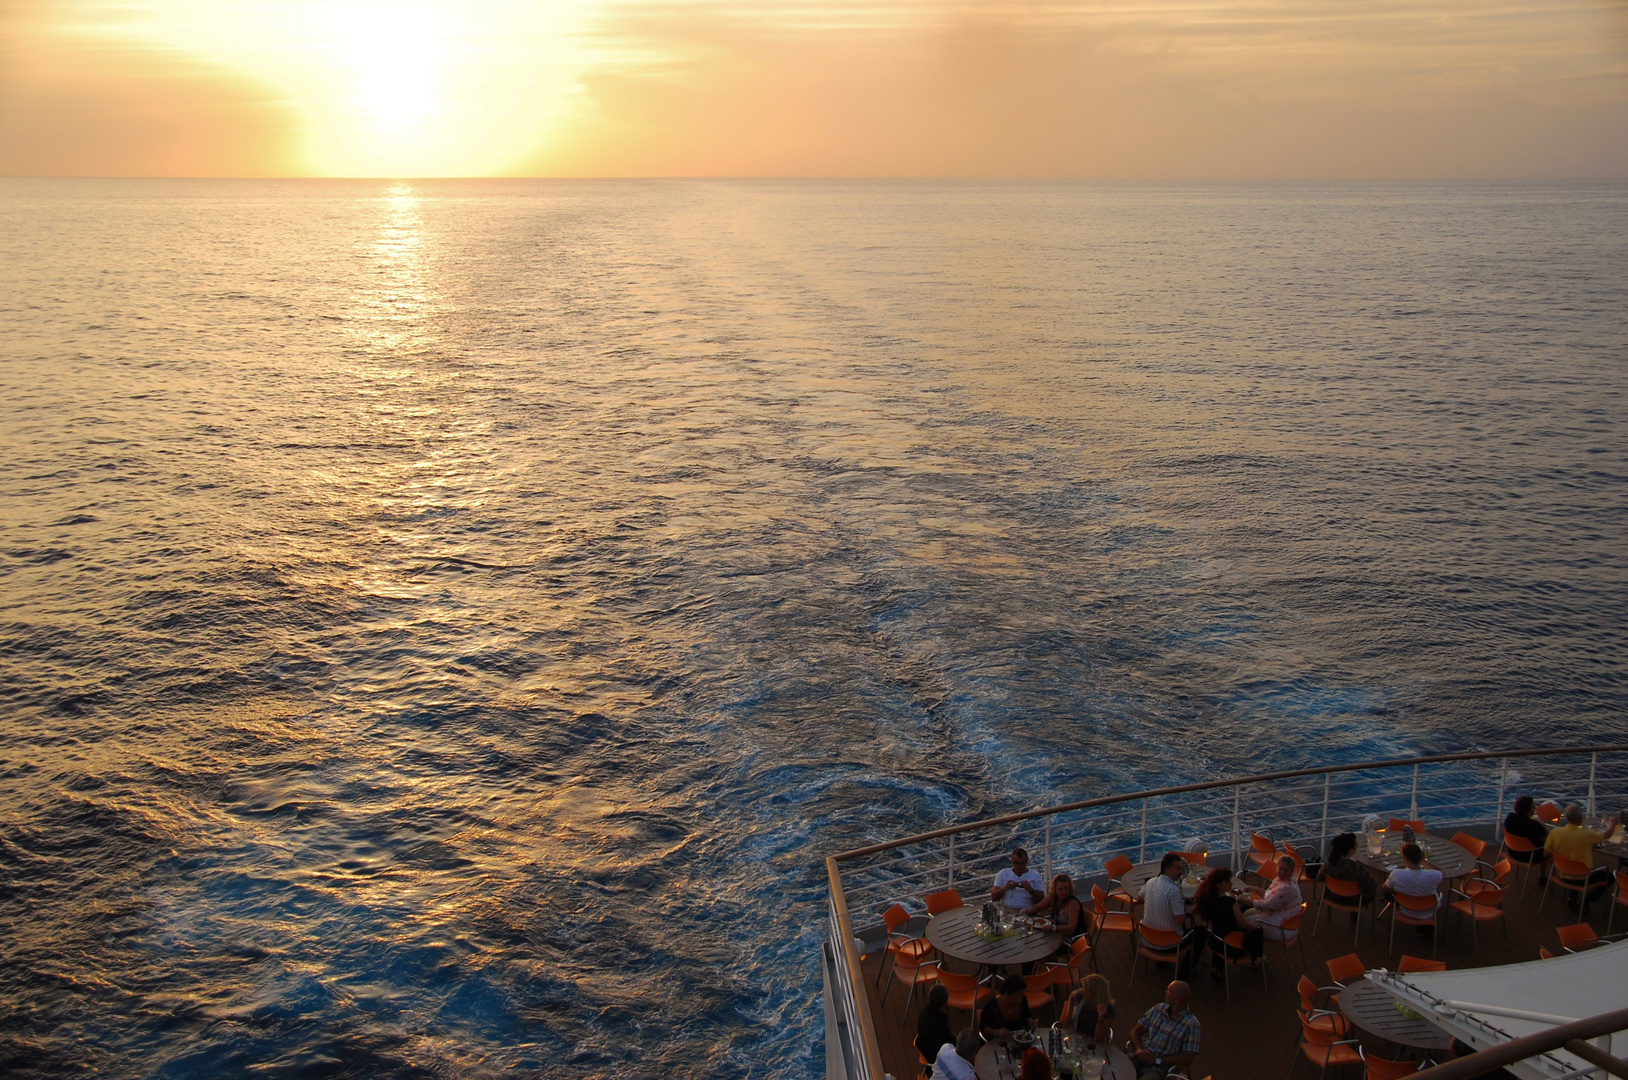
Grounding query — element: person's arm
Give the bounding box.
[1091,1005,1113,1042]
[993,871,1013,902]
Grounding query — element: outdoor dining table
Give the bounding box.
[1118,859,1208,901]
[1337,974,1455,1053]
[1352,833,1477,882]
[974,1031,1136,1080]
[926,905,1063,971]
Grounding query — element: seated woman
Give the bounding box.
[1024,872,1088,942]
[1319,832,1378,906]
[979,975,1033,1041]
[1059,972,1116,1042]
[1505,795,1553,884]
[1194,866,1263,970]
[916,983,955,1065]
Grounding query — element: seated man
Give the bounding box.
[1504,795,1553,883]
[1544,804,1621,916]
[1129,980,1200,1080]
[932,1028,981,1080]
[1383,843,1443,934]
[1138,853,1189,936]
[993,847,1045,911]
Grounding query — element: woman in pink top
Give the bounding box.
[1250,858,1304,942]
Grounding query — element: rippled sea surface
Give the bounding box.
[2,179,1626,1077]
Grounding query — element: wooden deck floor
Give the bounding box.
[856,836,1624,1080]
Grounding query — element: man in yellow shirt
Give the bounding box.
[1544,804,1621,915]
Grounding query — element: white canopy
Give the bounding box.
[1368,940,1628,1080]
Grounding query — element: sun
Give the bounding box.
[321,2,453,135]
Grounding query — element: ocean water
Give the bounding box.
[1,178,1625,1077]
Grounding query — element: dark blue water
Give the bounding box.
[1,179,1625,1077]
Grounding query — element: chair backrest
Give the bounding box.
[1397,955,1447,973]
[1552,855,1591,879]
[1503,831,1536,854]
[1618,869,1628,892]
[1488,858,1513,884]
[1327,953,1367,984]
[1138,925,1181,948]
[1536,802,1562,823]
[1251,833,1276,853]
[1389,818,1426,833]
[1106,854,1134,879]
[1396,892,1439,917]
[1557,923,1597,949]
[1296,975,1319,1008]
[1366,1054,1423,1080]
[1450,832,1487,858]
[1071,936,1093,961]
[884,903,910,934]
[925,889,964,916]
[1539,946,1555,959]
[1465,885,1505,910]
[1324,875,1361,899]
[1280,909,1305,934]
[1299,1016,1342,1045]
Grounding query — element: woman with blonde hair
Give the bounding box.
[1023,872,1087,940]
[1060,972,1115,1041]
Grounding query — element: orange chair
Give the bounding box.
[918,1046,932,1078]
[1271,907,1308,975]
[1539,946,1555,959]
[1500,831,1542,898]
[1448,883,1508,956]
[1091,884,1135,954]
[1326,953,1367,990]
[1462,858,1512,899]
[1607,869,1628,936]
[1296,975,1353,1041]
[1397,955,1446,973]
[1021,972,1059,1018]
[1216,930,1265,1000]
[1449,832,1487,860]
[1105,854,1140,912]
[1292,1014,1363,1080]
[1046,935,1096,992]
[1314,876,1366,946]
[1388,818,1427,835]
[935,968,990,1024]
[1363,1051,1423,1080]
[876,903,933,985]
[1536,801,1562,824]
[1556,923,1598,954]
[924,888,964,916]
[1130,924,1193,989]
[1249,833,1280,880]
[882,955,940,1017]
[1387,892,1440,957]
[1540,855,1595,912]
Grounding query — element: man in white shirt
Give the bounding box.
[993,848,1045,911]
[1383,843,1443,905]
[1139,852,1189,933]
[932,1029,981,1080]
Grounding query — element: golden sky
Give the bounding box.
[2,0,1625,177]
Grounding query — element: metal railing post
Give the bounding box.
[1495,757,1509,839]
[1044,815,1053,883]
[1587,752,1598,817]
[1139,798,1149,863]
[1319,773,1331,862]
[1410,763,1420,820]
[1232,785,1242,873]
[948,834,956,889]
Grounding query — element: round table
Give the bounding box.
[1336,976,1453,1052]
[1352,833,1476,882]
[974,1031,1136,1080]
[1119,860,1207,900]
[926,906,1063,970]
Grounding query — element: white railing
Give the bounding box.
[824,746,1628,1080]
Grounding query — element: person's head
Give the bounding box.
[1514,795,1535,817]
[1160,852,1186,878]
[1329,832,1356,861]
[1565,804,1584,825]
[1051,873,1074,902]
[1277,857,1296,882]
[1081,973,1114,1009]
[1011,848,1030,874]
[1401,843,1423,867]
[1194,866,1231,904]
[1165,980,1192,1012]
[955,1030,981,1060]
[1000,974,1026,998]
[1021,1047,1053,1080]
[926,983,949,1012]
